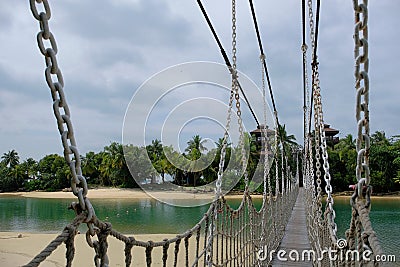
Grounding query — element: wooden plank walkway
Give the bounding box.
[271,188,313,266]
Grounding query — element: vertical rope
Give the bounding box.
[145,242,153,267]
[124,239,134,267]
[230,211,234,266]
[184,235,191,267]
[220,206,224,265]
[64,226,76,267]
[203,215,209,267]
[162,239,169,267]
[173,238,181,267]
[93,222,111,267]
[195,228,200,267]
[215,202,220,265]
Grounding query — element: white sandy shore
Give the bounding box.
[1,190,398,266]
[0,231,206,267]
[0,188,260,266]
[2,188,399,200]
[0,187,264,200]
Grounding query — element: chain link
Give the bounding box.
[260,54,272,200]
[312,60,337,236]
[302,43,310,136]
[307,0,316,61]
[259,54,271,248]
[302,43,310,189]
[29,0,95,236]
[275,125,280,196]
[206,1,241,265]
[281,143,285,195]
[353,0,370,188]
[230,0,249,189]
[215,92,235,197]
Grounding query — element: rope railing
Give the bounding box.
[24,178,298,267]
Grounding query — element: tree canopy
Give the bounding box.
[1,130,399,194]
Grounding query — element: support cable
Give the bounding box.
[197,0,260,128]
[248,0,278,115]
[247,0,289,160]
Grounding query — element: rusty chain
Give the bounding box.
[353,0,371,193]
[29,0,96,236]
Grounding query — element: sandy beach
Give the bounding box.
[0,187,267,200]
[0,188,255,266]
[0,231,207,267]
[1,189,398,266]
[2,187,398,200]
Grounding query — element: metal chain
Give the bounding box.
[307,0,316,60]
[295,149,299,184]
[302,44,310,189]
[29,0,95,236]
[313,67,337,233]
[312,59,337,236]
[302,43,310,139]
[230,1,249,189]
[312,70,323,224]
[303,0,312,196]
[285,155,289,192]
[280,143,285,195]
[307,135,314,195]
[259,54,270,250]
[260,54,271,200]
[206,0,240,264]
[274,125,280,196]
[215,87,235,197]
[206,83,235,265]
[353,0,370,190]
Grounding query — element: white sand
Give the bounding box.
[0,188,257,266]
[2,188,262,200]
[0,231,205,267]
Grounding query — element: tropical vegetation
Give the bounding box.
[0,129,399,194]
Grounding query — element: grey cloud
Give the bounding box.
[0,0,399,160]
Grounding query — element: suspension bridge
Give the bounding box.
[22,0,385,266]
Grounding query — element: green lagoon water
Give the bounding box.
[0,194,398,262]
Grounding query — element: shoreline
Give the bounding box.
[1,190,399,266]
[0,187,265,200]
[1,188,399,200]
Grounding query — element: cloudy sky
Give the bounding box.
[0,0,398,160]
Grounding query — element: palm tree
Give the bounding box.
[335,134,355,150]
[213,137,232,167]
[184,135,208,186]
[214,137,232,153]
[104,142,125,169]
[277,124,297,147]
[146,139,162,160]
[102,142,130,186]
[275,125,298,181]
[145,139,166,183]
[98,143,125,186]
[185,135,207,154]
[19,158,38,182]
[82,151,103,184]
[371,131,390,146]
[1,150,20,169]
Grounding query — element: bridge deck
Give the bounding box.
[271,188,313,266]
